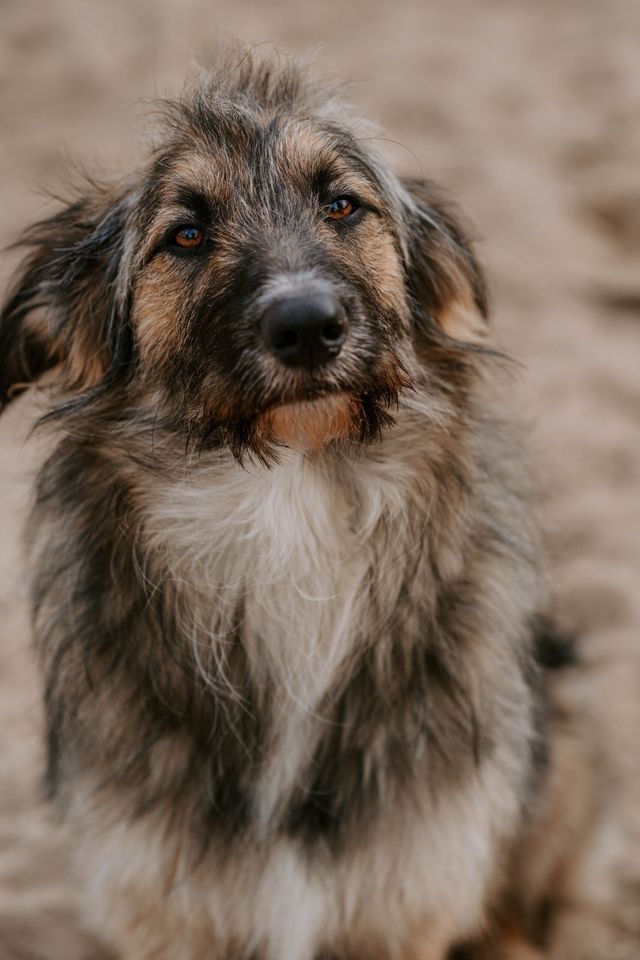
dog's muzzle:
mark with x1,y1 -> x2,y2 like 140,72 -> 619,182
259,291 -> 348,370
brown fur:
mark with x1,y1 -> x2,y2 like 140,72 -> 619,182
263,395 -> 359,449
1,46 -> 639,960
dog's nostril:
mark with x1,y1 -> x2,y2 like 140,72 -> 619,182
273,329 -> 299,350
321,321 -> 346,344
260,292 -> 348,370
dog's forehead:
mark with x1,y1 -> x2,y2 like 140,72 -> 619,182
155,110 -> 380,210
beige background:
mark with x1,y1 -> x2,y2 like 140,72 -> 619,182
0,1 -> 639,956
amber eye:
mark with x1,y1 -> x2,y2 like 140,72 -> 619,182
326,197 -> 357,221
171,225 -> 205,249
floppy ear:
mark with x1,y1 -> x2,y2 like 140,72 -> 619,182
0,185 -> 134,412
401,177 -> 489,343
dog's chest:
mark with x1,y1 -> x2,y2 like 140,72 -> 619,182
148,450 -> 415,821
154,453 -> 371,672
83,440 -> 534,958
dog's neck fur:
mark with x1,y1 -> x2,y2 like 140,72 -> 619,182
140,390 -> 518,831
145,391 -> 463,698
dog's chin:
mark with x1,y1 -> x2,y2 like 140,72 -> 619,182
259,394 -> 360,452
196,381 -> 402,462
257,384 -> 403,455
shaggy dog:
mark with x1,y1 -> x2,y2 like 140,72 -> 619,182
1,48 -> 638,960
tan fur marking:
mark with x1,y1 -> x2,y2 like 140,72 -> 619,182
133,264 -> 184,367
437,293 -> 487,342
262,394 -> 358,450
18,306 -> 109,393
63,324 -> 109,389
277,124 -> 379,207
367,225 -> 408,317
164,151 -> 234,207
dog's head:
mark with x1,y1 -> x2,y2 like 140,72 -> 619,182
0,49 -> 488,459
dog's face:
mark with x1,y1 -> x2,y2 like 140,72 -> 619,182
131,101 -> 415,454
0,52 -> 488,459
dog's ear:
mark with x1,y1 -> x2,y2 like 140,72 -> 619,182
0,185 -> 134,412
401,177 -> 488,343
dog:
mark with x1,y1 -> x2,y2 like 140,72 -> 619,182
1,47 -> 639,960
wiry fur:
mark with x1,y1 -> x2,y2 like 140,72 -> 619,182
2,46 -> 638,960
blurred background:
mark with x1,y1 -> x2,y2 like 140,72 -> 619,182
0,0 -> 638,956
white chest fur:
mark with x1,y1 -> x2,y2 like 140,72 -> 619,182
119,417 -> 533,958
145,442 -> 424,827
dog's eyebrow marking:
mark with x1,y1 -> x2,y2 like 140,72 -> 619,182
171,186 -> 215,224
304,156 -> 382,211
141,187 -> 218,263
314,153 -> 371,185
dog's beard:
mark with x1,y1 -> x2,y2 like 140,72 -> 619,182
194,386 -> 401,464
261,389 -> 403,453
261,395 -> 359,452
183,340 -> 413,464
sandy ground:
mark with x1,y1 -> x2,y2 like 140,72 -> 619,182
0,0 -> 638,956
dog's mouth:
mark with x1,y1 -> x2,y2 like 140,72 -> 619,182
254,373 -> 408,455
191,348 -> 412,460
256,348 -> 414,450
194,384 -> 402,461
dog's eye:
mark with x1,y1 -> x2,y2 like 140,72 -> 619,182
171,225 -> 205,249
326,197 -> 358,221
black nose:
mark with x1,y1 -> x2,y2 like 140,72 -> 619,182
259,293 -> 348,369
